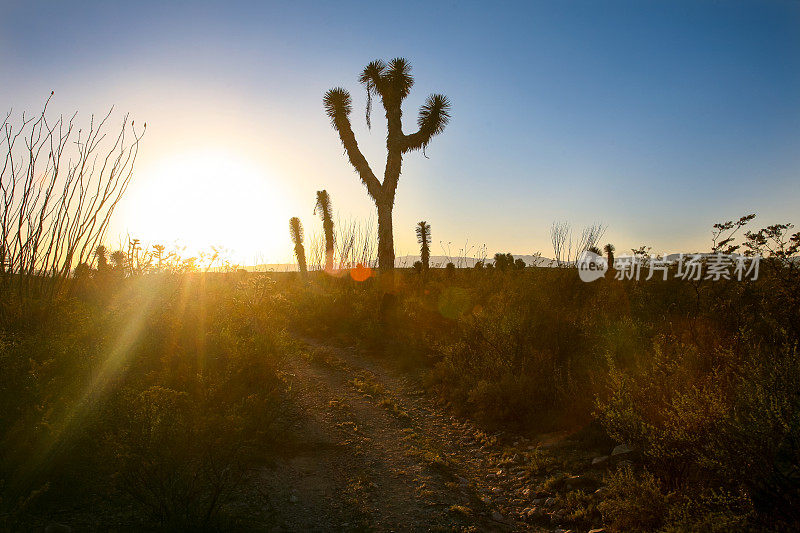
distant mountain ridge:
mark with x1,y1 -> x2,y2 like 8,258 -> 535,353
394,254 -> 558,268
239,254 -> 558,272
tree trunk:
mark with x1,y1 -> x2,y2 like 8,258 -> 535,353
377,202 -> 395,272
324,231 -> 334,272
295,244 -> 307,275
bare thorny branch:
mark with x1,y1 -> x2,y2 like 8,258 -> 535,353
550,221 -> 606,267
1,95 -> 145,300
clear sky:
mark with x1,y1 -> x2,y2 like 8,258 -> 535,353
2,0 -> 799,264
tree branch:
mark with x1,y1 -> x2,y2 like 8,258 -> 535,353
324,88 -> 382,200
401,94 -> 451,153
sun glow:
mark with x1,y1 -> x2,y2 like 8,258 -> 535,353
118,149 -> 291,265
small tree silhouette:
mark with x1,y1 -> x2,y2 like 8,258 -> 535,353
110,250 -> 126,277
493,253 -> 515,271
73,262 -> 92,279
604,243 -> 615,266
95,245 -> 109,272
323,58 -> 451,272
493,253 -> 505,270
514,258 -> 526,270
314,190 -> 335,271
289,217 -> 307,275
416,221 -> 431,270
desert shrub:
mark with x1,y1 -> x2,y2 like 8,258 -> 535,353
700,344 -> 800,527
595,339 -> 730,481
0,273 -> 289,529
104,380 -> 281,528
596,336 -> 800,528
280,218 -> 800,529
98,275 -> 287,527
288,274 -> 382,341
598,464 -> 753,532
590,220 -> 800,530
555,489 -> 599,526
597,465 -> 672,532
661,489 -> 753,533
426,269 -> 610,429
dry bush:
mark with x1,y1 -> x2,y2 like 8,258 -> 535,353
0,274 -> 289,529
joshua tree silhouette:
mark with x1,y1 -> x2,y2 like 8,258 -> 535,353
289,217 -> 307,275
314,190 -> 335,271
416,221 -> 431,270
604,243 -> 615,266
323,58 -> 451,272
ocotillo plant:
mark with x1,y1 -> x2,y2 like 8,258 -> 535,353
289,217 -> 307,275
415,221 -> 431,270
314,190 -> 335,271
323,58 -> 451,272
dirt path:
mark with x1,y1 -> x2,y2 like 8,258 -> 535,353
262,338 -> 578,532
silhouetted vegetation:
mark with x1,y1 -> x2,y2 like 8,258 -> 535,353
551,221 -> 607,266
0,265 -> 292,529
3,99 -> 798,532
323,58 -> 450,271
285,215 -> 800,532
604,243 -> 615,265
3,144 -> 798,532
289,217 -> 307,275
315,190 -> 335,271
492,252 -> 518,271
0,96 -> 144,305
416,221 -> 431,271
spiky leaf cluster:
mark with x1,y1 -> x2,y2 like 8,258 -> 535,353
289,217 -> 304,245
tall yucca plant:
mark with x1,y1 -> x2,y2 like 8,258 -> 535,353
604,243 -> 615,266
323,58 -> 451,272
416,221 -> 431,270
314,190 -> 335,271
289,217 -> 307,275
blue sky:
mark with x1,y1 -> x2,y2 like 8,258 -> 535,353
2,0 -> 799,263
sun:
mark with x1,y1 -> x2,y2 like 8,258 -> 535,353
118,149 -> 291,265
